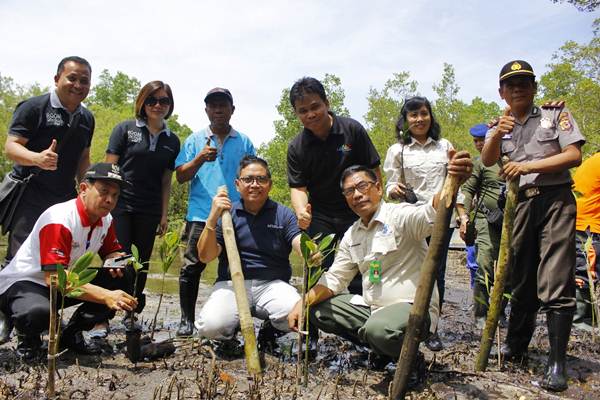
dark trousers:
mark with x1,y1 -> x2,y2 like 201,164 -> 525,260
112,210 -> 161,312
426,227 -> 453,311
0,270 -> 128,338
178,221 -> 207,320
5,198 -> 52,265
308,211 -> 361,294
510,186 -> 576,315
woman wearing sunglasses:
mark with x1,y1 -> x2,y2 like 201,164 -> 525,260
383,96 -> 467,352
101,81 -> 181,324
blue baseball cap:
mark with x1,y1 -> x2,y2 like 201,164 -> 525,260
469,124 -> 488,138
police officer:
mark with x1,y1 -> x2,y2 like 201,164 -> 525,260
460,123 -> 505,329
481,60 -> 585,392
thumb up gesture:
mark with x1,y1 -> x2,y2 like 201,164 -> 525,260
37,139 -> 58,170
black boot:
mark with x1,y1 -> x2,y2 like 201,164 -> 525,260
16,334 -> 43,363
501,309 -> 536,361
0,310 -> 13,344
176,276 -> 199,337
541,312 -> 572,392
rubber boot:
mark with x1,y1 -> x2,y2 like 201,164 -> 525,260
501,309 -> 537,360
541,312 -> 572,392
16,334 -> 43,363
0,310 -> 13,344
176,276 -> 199,337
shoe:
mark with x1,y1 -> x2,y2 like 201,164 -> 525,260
88,321 -> 109,339
407,351 -> 426,389
257,319 -> 285,355
211,338 -> 244,359
368,352 -> 394,371
424,332 -> 443,352
540,312 -> 572,392
60,331 -> 102,355
0,310 -> 12,344
176,319 -> 194,337
502,310 -> 537,361
16,334 -> 43,363
176,277 -> 199,337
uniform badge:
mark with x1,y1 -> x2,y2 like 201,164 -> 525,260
511,62 -> 522,71
369,260 -> 382,284
540,117 -> 553,129
558,112 -> 572,132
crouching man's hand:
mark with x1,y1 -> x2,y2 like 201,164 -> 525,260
105,290 -> 138,312
287,299 -> 303,332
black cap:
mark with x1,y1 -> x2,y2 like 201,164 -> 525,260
499,60 -> 535,83
84,163 -> 131,188
204,87 -> 233,104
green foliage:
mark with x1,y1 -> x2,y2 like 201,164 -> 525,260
549,0 -> 599,12
259,74 -> 350,206
87,70 -> 141,108
55,252 -> 98,298
158,231 -> 180,274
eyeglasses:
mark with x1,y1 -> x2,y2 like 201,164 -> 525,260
145,96 -> 171,107
238,175 -> 270,185
341,181 -> 375,197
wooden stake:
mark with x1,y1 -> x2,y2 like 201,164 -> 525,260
47,274 -> 58,398
218,186 -> 262,376
391,175 -> 461,399
475,176 -> 519,371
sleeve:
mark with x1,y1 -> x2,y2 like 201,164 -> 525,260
383,145 -> 401,197
356,124 -> 380,167
556,107 -> 585,149
246,137 -> 256,156
106,122 -> 127,155
98,221 -> 122,258
317,233 -> 359,294
168,135 -> 181,171
401,202 -> 436,241
39,223 -> 73,271
282,206 -> 302,245
8,98 -> 40,140
86,113 -> 95,147
174,134 -> 198,169
287,141 -> 308,188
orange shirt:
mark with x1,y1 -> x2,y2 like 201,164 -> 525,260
573,153 -> 600,233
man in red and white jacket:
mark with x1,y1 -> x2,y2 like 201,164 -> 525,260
0,163 -> 137,361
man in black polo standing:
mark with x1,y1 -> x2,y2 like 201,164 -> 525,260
287,77 -> 381,294
3,56 -> 94,265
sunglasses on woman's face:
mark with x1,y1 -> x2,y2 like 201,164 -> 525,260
145,96 -> 171,107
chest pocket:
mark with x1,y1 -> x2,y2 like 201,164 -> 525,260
524,127 -> 560,159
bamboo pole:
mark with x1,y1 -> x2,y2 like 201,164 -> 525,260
475,173 -> 519,371
391,175 -> 461,399
218,186 -> 262,376
47,274 -> 58,398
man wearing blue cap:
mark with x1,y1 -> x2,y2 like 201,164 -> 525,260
460,123 -> 506,329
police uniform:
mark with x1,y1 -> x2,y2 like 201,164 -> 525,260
462,124 -> 505,321
485,60 -> 585,392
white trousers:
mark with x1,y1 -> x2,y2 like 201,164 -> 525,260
195,279 -> 300,340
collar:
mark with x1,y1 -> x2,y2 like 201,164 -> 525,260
136,119 -> 170,136
234,198 -> 276,215
406,136 -> 436,148
512,105 -> 541,125
357,201 -> 386,230
75,196 -> 103,228
50,90 -> 82,115
207,125 -> 237,138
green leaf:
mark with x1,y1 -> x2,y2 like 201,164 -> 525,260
308,268 -> 324,288
71,252 -> 95,275
57,265 -> 67,292
131,244 -> 140,260
312,233 -> 322,241
77,269 -> 98,287
67,289 -> 84,298
317,234 -> 336,252
300,232 -> 311,262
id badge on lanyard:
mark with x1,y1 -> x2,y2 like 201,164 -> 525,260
369,260 -> 382,284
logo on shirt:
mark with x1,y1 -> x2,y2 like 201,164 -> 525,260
377,223 -> 393,236
127,130 -> 143,143
50,248 -> 65,258
46,112 -> 64,127
337,144 -> 352,153
267,224 -> 284,229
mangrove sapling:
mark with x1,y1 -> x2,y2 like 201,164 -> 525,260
150,231 -> 181,341
48,252 -> 98,398
296,232 -> 335,387
125,245 -> 145,362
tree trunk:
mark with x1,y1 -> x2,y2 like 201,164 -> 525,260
391,175 -> 461,399
47,274 -> 58,398
475,178 -> 519,371
219,186 -> 261,376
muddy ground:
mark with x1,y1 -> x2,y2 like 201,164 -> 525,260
1,251 -> 599,400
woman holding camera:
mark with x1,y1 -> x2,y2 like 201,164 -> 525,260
383,96 -> 466,351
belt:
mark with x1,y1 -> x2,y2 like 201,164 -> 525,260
517,184 -> 570,202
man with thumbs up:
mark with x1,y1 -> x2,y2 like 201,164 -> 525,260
3,56 -> 94,265
481,60 -> 585,392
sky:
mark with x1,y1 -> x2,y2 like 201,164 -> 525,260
0,0 -> 597,146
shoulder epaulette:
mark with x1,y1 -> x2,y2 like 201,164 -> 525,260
541,100 -> 565,110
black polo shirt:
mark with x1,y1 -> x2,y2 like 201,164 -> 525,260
9,92 -> 94,206
287,113 -> 380,218
215,199 -> 301,283
106,120 -> 180,216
